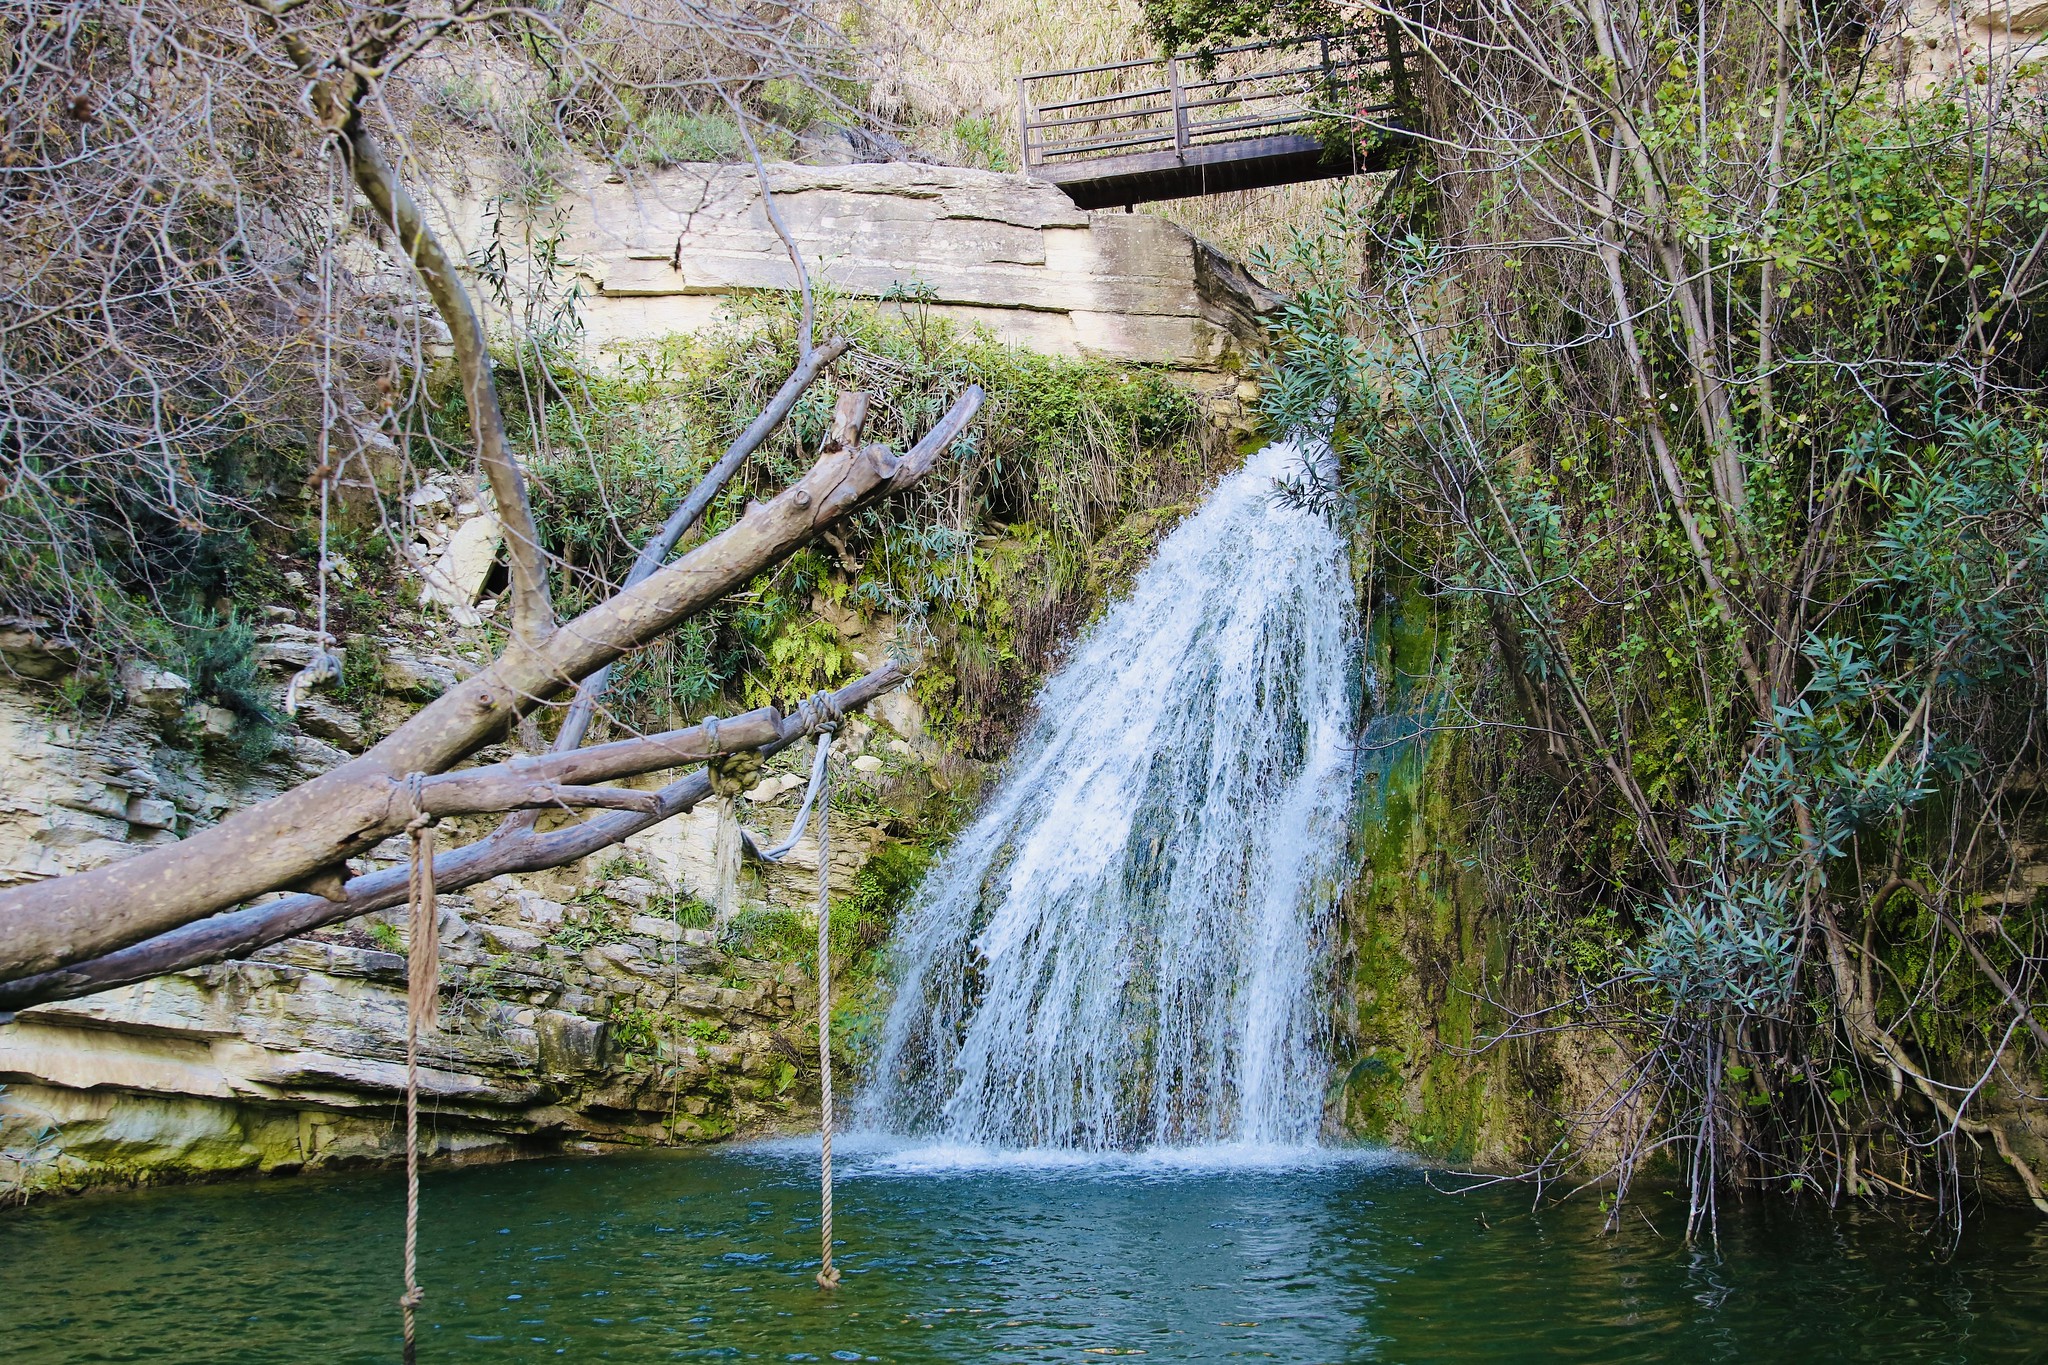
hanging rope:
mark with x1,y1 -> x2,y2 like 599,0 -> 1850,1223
810,727 -> 840,1291
738,692 -> 844,867
400,773 -> 438,1363
288,146 -> 344,719
720,692 -> 847,1287
285,478 -> 344,716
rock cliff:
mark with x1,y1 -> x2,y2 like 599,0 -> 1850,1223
544,161 -> 1280,373
0,603 -> 951,1199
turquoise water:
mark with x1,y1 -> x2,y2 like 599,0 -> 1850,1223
5,1140 -> 2046,1363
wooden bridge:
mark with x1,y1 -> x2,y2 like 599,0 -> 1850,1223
1017,27 -> 1417,211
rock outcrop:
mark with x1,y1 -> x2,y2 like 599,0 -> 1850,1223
0,608 -> 948,1200
1884,0 -> 2048,97
1,899 -> 811,1198
550,162 -> 1280,373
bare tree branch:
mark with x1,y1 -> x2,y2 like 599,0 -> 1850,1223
0,662 -> 909,1015
547,340 -> 854,759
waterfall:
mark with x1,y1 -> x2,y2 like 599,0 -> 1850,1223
863,438 -> 1357,1151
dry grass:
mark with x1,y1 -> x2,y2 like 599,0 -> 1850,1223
854,0 -> 1155,123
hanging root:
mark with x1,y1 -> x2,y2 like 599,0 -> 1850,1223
1822,909 -> 2048,1215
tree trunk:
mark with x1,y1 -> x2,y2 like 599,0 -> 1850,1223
0,393 -> 980,981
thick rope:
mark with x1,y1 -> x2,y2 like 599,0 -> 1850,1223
401,773 -> 437,1363
701,692 -> 849,1284
812,731 -> 840,1291
740,692 -> 846,866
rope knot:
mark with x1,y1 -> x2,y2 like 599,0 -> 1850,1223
702,717 -> 766,798
401,772 -> 436,833
283,648 -> 343,718
796,690 -> 843,736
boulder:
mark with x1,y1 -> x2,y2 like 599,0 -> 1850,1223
119,662 -> 191,719
292,696 -> 367,751
481,923 -> 545,955
514,890 -> 567,927
0,618 -> 80,681
378,650 -> 461,699
536,1011 -> 607,1077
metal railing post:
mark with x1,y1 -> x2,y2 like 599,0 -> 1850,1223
1168,55 -> 1187,161
1016,76 -> 1033,176
1318,32 -> 1334,135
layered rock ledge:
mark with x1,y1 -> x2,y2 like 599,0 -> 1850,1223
551,162 -> 1279,372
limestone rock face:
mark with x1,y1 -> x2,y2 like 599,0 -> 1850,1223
0,606 -> 954,1200
1883,0 -> 2048,97
0,686 -> 290,887
0,927 -> 814,1198
548,162 -> 1280,372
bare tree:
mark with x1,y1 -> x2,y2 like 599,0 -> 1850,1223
0,0 -> 981,1004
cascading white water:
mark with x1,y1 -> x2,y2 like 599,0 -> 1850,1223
863,437 -> 1357,1151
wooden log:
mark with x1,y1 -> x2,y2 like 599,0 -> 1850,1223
0,662 -> 908,1015
412,706 -> 782,816
0,390 -> 981,981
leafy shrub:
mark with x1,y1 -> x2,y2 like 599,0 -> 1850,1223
620,108 -> 746,166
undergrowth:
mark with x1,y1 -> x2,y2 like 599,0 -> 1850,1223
470,294 -> 1220,754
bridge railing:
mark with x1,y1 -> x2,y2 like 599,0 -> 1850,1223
1017,26 -> 1414,173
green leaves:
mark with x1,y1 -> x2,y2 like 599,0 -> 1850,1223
1634,871 -> 1798,1012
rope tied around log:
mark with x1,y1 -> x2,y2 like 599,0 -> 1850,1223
739,692 -> 845,867
703,715 -> 765,799
399,772 -> 438,1363
794,689 -> 845,736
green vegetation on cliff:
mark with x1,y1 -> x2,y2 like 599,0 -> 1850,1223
1177,0 -> 2048,1221
472,295 -> 1222,754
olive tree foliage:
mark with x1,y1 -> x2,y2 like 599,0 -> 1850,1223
0,0 -> 988,1005
1185,0 -> 2048,1228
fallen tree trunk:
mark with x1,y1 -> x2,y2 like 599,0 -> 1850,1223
544,353 -> 857,761
0,663 -> 907,1016
0,389 -> 982,982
